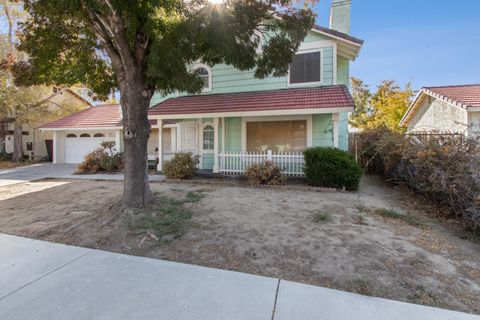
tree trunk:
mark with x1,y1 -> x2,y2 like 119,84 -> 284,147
121,82 -> 152,210
12,121 -> 23,162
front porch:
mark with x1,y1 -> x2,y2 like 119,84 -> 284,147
148,85 -> 354,175
152,113 -> 344,176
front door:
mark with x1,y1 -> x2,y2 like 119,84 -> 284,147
180,124 -> 198,154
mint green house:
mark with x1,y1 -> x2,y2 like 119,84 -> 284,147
148,0 -> 363,174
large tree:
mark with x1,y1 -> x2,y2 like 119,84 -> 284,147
14,0 -> 314,209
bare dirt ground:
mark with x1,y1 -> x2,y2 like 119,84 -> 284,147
0,176 -> 479,315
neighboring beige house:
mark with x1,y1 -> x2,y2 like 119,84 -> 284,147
2,88 -> 91,161
400,84 -> 480,136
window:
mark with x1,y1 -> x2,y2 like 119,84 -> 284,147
289,51 -> 321,84
247,120 -> 307,152
203,125 -> 214,150
80,133 -> 91,137
194,66 -> 211,91
66,134 -> 77,138
93,133 -> 105,137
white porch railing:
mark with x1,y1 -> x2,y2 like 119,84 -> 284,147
219,150 -> 304,176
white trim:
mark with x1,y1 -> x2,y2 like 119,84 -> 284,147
298,40 -> 335,51
332,113 -> 339,148
332,41 -> 338,85
40,126 -> 122,131
163,123 -> 177,128
310,27 -> 362,48
157,120 -> 163,171
149,107 -> 353,120
191,63 -> 212,93
213,118 -> 219,173
287,48 -> 324,87
241,115 -> 313,152
221,117 -> 225,153
200,122 -> 215,154
52,131 -> 58,164
468,107 -> 480,112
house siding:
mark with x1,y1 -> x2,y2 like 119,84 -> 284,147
408,96 -> 468,134
202,153 -> 214,169
225,117 -> 242,152
312,114 -> 333,147
150,30 -> 336,106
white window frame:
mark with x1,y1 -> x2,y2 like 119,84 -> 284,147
201,122 -> 215,154
192,64 -> 212,93
287,48 -> 324,87
241,115 -> 313,152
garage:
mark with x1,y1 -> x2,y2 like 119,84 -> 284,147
64,132 -> 110,164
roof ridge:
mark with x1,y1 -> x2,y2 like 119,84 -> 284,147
424,84 -> 480,89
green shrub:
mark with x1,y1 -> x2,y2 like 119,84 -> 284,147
245,161 -> 286,186
303,147 -> 363,190
0,152 -> 12,161
162,152 -> 200,179
77,141 -> 123,174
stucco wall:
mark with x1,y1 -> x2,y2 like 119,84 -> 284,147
407,96 -> 468,134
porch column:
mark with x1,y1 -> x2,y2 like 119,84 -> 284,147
114,130 -> 121,153
332,113 -> 339,148
213,117 -> 219,173
157,120 -> 163,172
52,131 -> 58,164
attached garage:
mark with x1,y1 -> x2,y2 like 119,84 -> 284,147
64,132 -> 111,164
38,105 -> 124,164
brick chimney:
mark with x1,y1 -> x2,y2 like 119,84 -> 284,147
329,0 -> 351,34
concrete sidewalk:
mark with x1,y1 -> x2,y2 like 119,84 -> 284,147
0,163 -> 77,187
0,234 -> 478,320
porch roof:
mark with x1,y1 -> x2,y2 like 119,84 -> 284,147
149,85 -> 355,118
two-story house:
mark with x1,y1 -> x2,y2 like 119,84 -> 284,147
41,0 -> 363,175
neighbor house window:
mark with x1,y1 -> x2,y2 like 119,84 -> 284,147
247,120 -> 307,152
289,51 -> 321,84
80,133 -> 91,137
194,67 -> 211,91
203,125 -> 214,150
93,133 -> 105,137
66,134 -> 77,138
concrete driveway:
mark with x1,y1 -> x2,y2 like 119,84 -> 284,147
0,234 -> 478,320
0,163 -> 77,187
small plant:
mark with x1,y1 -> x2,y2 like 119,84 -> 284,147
312,211 -> 331,223
125,191 -> 206,242
303,147 -> 363,190
245,161 -> 286,186
373,208 -> 424,227
162,152 -> 200,179
77,141 -> 123,174
351,279 -> 376,297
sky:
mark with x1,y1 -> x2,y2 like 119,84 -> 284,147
315,0 -> 480,90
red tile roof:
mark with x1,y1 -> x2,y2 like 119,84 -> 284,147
423,84 -> 480,108
149,85 -> 354,116
40,104 -> 122,129
40,104 -> 159,129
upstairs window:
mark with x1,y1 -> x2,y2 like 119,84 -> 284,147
289,51 -> 321,85
194,66 -> 211,92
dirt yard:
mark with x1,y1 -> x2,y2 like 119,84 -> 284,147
0,177 -> 479,315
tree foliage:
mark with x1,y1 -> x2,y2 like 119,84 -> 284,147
349,79 -> 414,133
15,0 -> 315,97
14,0 -> 316,208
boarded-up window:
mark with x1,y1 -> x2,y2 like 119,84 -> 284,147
289,51 -> 321,84
246,120 -> 307,152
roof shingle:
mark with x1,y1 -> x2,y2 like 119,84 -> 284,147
423,84 -> 480,108
149,85 -> 354,116
40,104 -> 122,129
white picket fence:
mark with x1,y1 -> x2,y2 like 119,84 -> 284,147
219,150 -> 304,176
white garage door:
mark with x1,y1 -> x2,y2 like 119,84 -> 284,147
64,133 -> 108,164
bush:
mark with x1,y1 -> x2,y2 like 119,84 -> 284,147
0,152 -> 12,161
162,152 -> 200,179
303,147 -> 363,190
356,128 -> 480,233
77,141 -> 123,174
245,161 -> 286,186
